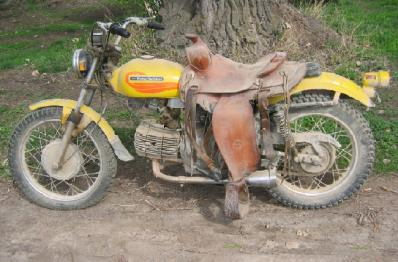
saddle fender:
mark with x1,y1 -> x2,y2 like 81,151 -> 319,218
268,72 -> 374,107
29,99 -> 134,162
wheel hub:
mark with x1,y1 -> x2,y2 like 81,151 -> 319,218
298,143 -> 336,175
41,139 -> 82,180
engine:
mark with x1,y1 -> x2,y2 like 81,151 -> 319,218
134,120 -> 181,161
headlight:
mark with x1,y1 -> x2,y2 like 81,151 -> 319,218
72,49 -> 92,78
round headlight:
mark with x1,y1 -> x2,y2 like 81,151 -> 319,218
72,49 -> 92,78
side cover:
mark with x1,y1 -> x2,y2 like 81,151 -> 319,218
109,57 -> 183,98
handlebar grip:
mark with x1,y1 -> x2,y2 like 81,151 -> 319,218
109,23 -> 131,38
147,21 -> 165,30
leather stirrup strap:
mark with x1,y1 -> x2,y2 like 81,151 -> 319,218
185,87 -> 220,176
258,88 -> 277,162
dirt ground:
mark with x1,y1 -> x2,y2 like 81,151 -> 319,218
0,164 -> 397,261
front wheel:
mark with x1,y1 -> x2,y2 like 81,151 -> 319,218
8,107 -> 117,209
269,93 -> 375,209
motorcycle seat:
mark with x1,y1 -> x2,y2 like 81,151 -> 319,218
184,34 -> 306,95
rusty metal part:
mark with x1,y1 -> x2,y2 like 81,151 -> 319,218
291,132 -> 339,176
294,144 -> 336,175
134,121 -> 181,161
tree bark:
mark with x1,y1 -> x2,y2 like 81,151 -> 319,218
158,0 -> 283,63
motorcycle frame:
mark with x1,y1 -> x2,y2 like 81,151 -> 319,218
28,16 -> 378,181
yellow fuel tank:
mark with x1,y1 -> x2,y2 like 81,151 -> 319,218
109,56 -> 183,98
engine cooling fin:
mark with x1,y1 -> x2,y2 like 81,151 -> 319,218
134,120 -> 181,161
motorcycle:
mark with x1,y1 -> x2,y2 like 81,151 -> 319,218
8,17 -> 390,218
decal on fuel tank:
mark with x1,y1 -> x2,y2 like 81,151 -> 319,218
125,72 -> 177,94
130,76 -> 164,81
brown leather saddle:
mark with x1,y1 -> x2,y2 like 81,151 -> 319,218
180,34 -> 307,104
179,34 -> 306,219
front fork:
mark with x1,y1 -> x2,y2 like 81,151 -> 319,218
52,58 -> 98,170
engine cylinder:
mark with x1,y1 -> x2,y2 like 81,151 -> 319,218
134,121 -> 181,161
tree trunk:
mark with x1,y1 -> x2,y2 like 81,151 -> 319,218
158,0 -> 283,63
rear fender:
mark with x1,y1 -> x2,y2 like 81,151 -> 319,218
29,99 -> 134,161
268,72 -> 374,107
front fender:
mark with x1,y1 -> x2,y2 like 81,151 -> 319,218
29,99 -> 134,162
268,72 -> 374,107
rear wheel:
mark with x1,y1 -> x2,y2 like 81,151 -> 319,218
269,93 -> 375,209
8,107 -> 117,209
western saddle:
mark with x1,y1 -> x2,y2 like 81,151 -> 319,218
179,34 -> 307,219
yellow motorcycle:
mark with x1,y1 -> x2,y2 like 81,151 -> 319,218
8,17 -> 389,214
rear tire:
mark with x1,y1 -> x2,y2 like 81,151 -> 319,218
269,93 -> 375,209
8,107 -> 117,210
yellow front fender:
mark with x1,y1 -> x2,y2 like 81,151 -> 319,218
29,99 -> 134,161
268,72 -> 374,107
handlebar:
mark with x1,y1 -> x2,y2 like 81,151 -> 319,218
109,23 -> 131,38
95,17 -> 165,46
147,21 -> 165,30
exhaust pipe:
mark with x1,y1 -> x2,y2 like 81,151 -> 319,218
245,168 -> 277,188
152,160 -> 277,188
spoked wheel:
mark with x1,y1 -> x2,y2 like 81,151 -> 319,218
269,93 -> 375,209
8,107 -> 117,209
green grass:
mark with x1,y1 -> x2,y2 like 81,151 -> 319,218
324,0 -> 398,61
364,110 -> 398,173
0,20 -> 89,72
0,36 -> 86,72
0,105 -> 29,177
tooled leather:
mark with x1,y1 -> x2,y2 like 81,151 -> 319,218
181,35 -> 307,101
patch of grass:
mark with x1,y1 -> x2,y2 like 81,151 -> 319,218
363,110 -> 398,173
324,0 -> 398,61
0,105 -> 29,178
0,36 -> 86,72
114,127 -> 136,153
223,243 -> 241,249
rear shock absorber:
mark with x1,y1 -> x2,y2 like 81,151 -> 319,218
273,104 -> 292,140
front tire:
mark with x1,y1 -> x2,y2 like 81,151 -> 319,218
269,93 -> 375,209
8,107 -> 117,210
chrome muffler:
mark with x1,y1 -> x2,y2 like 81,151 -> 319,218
245,168 -> 277,188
